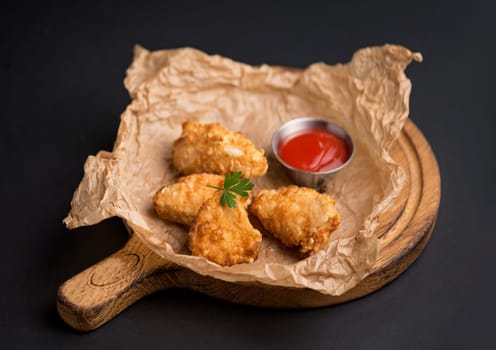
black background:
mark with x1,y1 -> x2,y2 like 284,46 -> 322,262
2,0 -> 495,348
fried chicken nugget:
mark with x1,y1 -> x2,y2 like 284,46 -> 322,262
250,185 -> 340,256
189,193 -> 262,266
172,121 -> 268,177
153,173 -> 224,226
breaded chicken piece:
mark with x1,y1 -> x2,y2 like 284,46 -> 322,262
189,193 -> 262,266
153,173 -> 224,226
172,121 -> 268,177
250,185 -> 340,256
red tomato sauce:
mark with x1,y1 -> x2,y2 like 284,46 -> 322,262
278,129 -> 349,172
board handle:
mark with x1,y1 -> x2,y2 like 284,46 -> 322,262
57,234 -> 179,331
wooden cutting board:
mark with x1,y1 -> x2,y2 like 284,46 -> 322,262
57,120 -> 441,331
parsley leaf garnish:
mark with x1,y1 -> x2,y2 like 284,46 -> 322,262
207,171 -> 254,208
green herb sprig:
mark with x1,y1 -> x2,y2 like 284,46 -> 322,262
207,171 -> 254,208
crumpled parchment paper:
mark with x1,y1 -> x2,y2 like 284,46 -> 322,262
64,44 -> 421,296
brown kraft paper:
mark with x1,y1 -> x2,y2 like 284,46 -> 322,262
64,44 -> 422,296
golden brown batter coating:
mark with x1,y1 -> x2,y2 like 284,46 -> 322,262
250,185 -> 340,256
172,121 -> 268,177
153,173 -> 224,226
189,193 -> 262,266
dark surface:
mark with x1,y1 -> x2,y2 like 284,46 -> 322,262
1,0 -> 495,348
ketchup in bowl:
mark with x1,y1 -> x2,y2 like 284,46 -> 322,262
272,118 -> 354,188
278,129 -> 349,172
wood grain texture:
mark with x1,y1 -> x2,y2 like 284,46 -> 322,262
57,120 -> 441,331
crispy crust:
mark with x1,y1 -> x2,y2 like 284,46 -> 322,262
189,193 -> 262,266
250,185 -> 340,256
172,121 -> 268,177
153,173 -> 224,226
